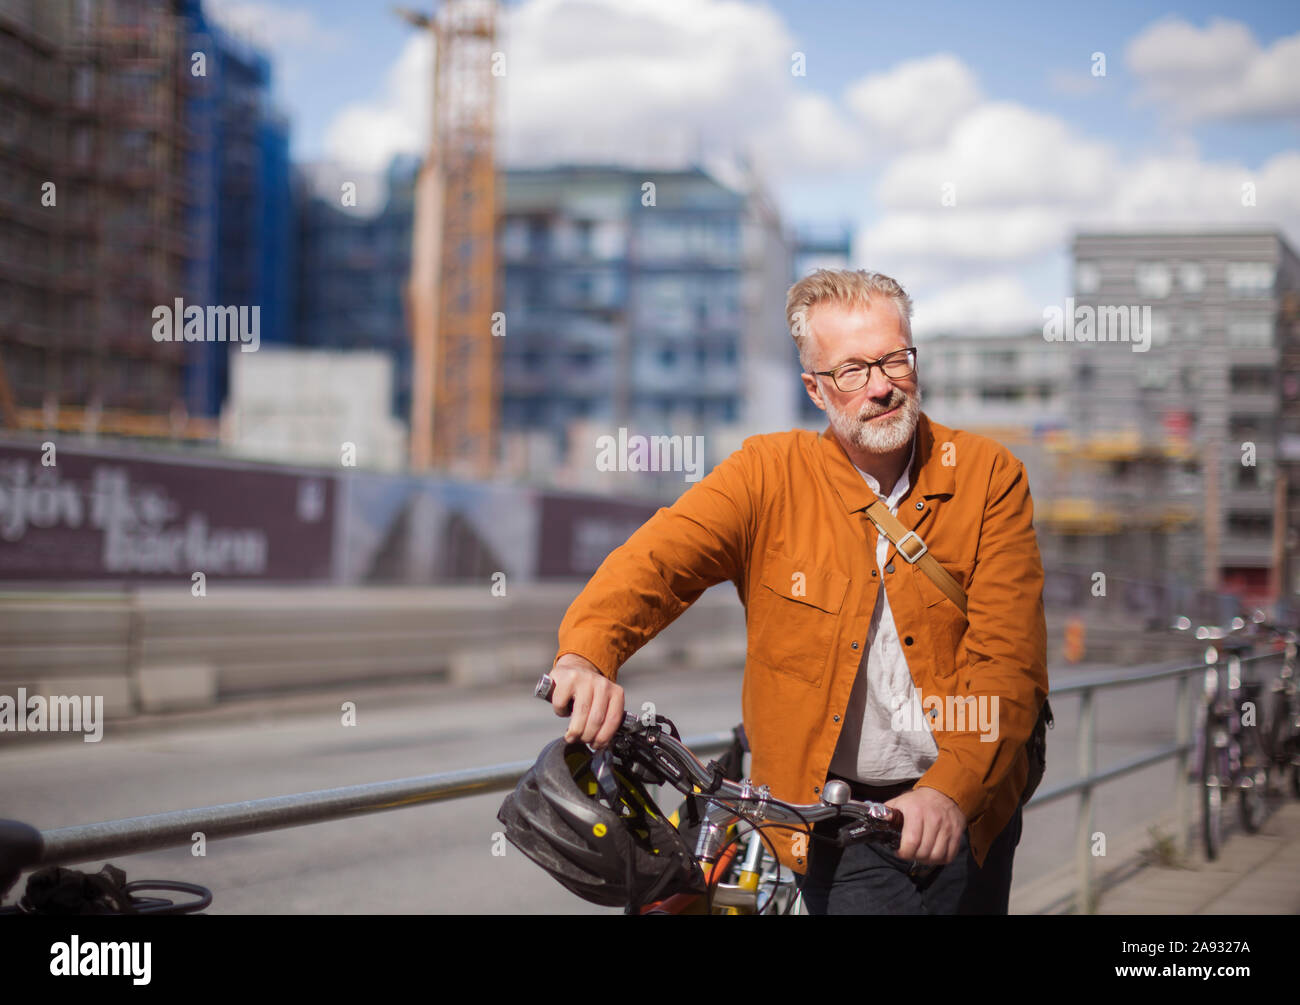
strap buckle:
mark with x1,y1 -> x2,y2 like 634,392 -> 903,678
896,530 -> 928,563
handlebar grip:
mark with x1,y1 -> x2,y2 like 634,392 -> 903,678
535,673 -> 575,717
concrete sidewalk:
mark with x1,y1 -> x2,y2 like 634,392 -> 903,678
1012,797 -> 1300,915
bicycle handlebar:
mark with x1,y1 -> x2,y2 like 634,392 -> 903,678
534,673 -> 904,851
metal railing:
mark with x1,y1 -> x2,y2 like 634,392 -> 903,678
0,729 -> 735,904
0,650 -> 1285,914
1028,649 -> 1279,914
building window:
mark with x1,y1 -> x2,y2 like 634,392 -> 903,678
1135,263 -> 1172,299
1226,262 -> 1274,296
1230,367 -> 1274,393
981,350 -> 1017,371
72,126 -> 91,165
1178,262 -> 1204,296
1075,261 -> 1100,294
1149,309 -> 1171,346
1226,513 -> 1270,536
1138,361 -> 1169,388
1227,318 -> 1272,348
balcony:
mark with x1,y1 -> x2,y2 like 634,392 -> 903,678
1218,533 -> 1274,564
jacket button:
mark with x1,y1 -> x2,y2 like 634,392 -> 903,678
851,641 -> 859,650
904,636 -> 913,645
833,714 -> 840,722
871,569 -> 877,577
885,563 -> 895,573
813,785 -> 820,794
916,501 -> 924,510
796,858 -> 804,865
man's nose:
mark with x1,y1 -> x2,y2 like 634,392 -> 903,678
864,366 -> 896,400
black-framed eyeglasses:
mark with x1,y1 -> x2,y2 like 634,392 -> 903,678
810,348 -> 917,393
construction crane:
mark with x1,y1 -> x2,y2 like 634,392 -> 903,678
394,1 -> 499,476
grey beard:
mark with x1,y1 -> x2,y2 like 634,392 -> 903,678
824,385 -> 922,454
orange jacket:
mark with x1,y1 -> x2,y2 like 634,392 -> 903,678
554,412 -> 1049,875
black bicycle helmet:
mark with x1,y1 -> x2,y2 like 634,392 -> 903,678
497,737 -> 705,910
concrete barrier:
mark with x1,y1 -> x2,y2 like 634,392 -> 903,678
0,585 -> 748,716
0,580 -> 1206,720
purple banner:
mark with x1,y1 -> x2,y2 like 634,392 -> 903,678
536,493 -> 657,578
0,442 -> 335,583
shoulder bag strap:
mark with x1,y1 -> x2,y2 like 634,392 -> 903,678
864,498 -> 967,616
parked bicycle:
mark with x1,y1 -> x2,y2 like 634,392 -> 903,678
498,673 -> 905,914
1172,615 -> 1269,860
1248,610 -> 1300,799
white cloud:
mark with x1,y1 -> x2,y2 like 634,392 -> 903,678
1126,16 -> 1300,122
203,0 -> 345,90
911,274 -> 1044,337
863,208 -> 1072,266
855,85 -> 1300,334
843,53 -> 981,151
320,0 -> 866,181
322,33 -> 432,173
500,0 -> 867,177
205,0 -> 344,53
315,3 -> 1300,339
875,103 -> 1116,210
1047,69 -> 1104,97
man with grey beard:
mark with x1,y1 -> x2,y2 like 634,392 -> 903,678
546,268 -> 1047,915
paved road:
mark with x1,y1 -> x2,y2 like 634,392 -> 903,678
0,660 -> 1209,913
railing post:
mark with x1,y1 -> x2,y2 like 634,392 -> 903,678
1174,670 -> 1191,855
1075,687 -> 1095,914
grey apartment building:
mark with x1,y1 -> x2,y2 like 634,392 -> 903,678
497,165 -> 794,494
911,329 -> 1067,526
1065,230 -> 1300,604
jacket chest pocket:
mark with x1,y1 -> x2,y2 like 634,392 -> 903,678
915,559 -> 973,679
746,549 -> 850,687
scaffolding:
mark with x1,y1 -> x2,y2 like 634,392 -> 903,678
400,0 -> 499,476
0,0 -> 201,438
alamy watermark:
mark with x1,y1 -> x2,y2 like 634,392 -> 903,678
1042,297 -> 1151,352
50,936 -> 150,984
891,692 -> 999,742
151,299 -> 260,352
595,428 -> 705,482
0,689 -> 104,742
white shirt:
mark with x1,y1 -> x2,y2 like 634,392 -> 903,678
828,436 -> 939,784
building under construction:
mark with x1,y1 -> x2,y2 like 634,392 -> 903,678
0,0 -> 198,436
0,0 -> 290,440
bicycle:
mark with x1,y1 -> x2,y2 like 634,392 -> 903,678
1248,610 -> 1300,799
527,673 -> 905,914
1173,615 -> 1270,860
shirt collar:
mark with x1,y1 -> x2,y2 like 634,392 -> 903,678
855,435 -> 917,506
816,410 -> 957,514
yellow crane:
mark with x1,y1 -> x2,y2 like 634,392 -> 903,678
395,1 -> 499,476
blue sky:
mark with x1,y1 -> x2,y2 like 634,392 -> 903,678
207,0 -> 1300,334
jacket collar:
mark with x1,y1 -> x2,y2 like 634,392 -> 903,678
817,409 -> 957,515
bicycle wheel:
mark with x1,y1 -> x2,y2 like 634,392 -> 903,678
1202,720 -> 1224,861
1238,723 -> 1268,833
